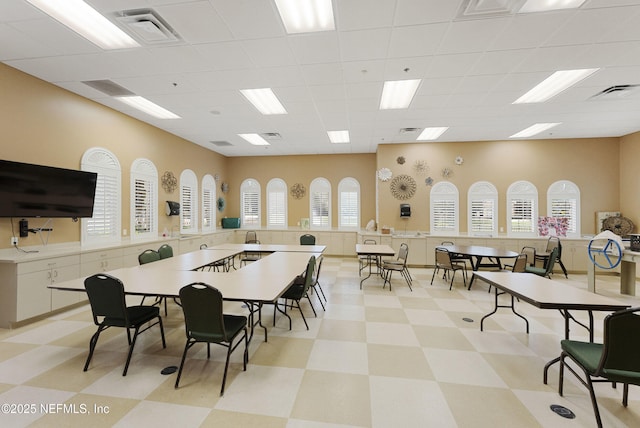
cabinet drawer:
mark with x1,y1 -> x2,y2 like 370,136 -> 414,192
80,248 -> 123,263
17,255 -> 80,275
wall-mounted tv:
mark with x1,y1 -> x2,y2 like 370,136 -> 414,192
0,160 -> 97,218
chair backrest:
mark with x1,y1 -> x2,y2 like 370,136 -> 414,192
84,274 -> 128,325
440,241 -> 455,246
300,234 -> 316,245
313,255 -> 323,284
363,239 -> 377,245
435,247 -> 454,269
521,246 -> 536,266
179,283 -> 227,342
245,231 -> 257,243
545,236 -> 560,253
200,243 -> 208,250
158,244 -> 173,259
511,254 -> 528,273
397,243 -> 409,265
301,256 -> 317,294
544,247 -> 559,275
138,249 -> 160,265
597,307 -> 640,376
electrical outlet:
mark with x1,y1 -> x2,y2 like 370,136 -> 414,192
11,237 -> 18,246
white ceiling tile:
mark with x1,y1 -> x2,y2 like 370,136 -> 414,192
387,24 -> 448,58
288,32 -> 341,64
154,1 -> 233,44
242,37 -> 296,67
336,0 -> 396,31
394,0 -> 461,26
209,0 -> 284,39
339,28 -> 392,61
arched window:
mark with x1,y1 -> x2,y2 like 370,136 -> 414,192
310,178 -> 331,229
468,181 -> 498,237
430,182 -> 459,235
507,180 -> 538,237
338,177 -> 360,230
241,178 -> 261,228
180,169 -> 198,234
266,178 -> 287,228
130,158 -> 158,241
202,174 -> 216,233
547,180 -> 580,238
81,147 -> 121,245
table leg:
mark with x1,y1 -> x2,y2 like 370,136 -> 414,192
621,259 -> 636,296
480,286 -> 529,333
359,255 -> 374,289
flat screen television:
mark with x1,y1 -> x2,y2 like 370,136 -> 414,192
0,160 -> 98,218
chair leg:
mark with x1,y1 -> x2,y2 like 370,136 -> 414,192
83,325 -> 106,372
175,339 -> 195,388
122,326 -> 142,376
430,267 -> 439,285
623,383 -> 629,407
221,343 -> 232,396
294,299 -> 309,330
305,294 -> 318,317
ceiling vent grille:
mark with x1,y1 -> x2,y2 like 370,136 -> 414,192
114,9 -> 181,45
590,85 -> 640,100
210,141 -> 233,147
456,0 -> 526,20
259,132 -> 282,140
82,80 -> 134,97
399,127 -> 421,134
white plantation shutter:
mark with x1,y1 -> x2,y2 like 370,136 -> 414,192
430,182 -> 459,234
267,179 -> 287,227
548,180 -> 580,236
131,158 -> 157,240
510,198 -> 534,232
180,169 -> 198,234
82,148 -> 121,245
507,181 -> 538,237
468,181 -> 498,236
241,179 -> 261,227
338,177 -> 360,229
202,174 -> 215,232
310,178 -> 331,229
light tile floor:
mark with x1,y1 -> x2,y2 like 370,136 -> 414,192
1,257 -> 640,427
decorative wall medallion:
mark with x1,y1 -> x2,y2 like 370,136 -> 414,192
221,182 -> 229,193
390,174 -> 417,200
290,183 -> 306,199
214,173 -> 220,182
217,197 -> 225,212
455,156 -> 464,166
441,167 -> 453,179
161,171 -> 177,193
377,167 -> 392,182
602,216 -> 634,236
396,156 -> 405,165
413,160 -> 428,175
425,177 -> 434,186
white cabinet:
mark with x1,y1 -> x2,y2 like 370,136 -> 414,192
80,248 -> 124,276
16,255 -> 80,320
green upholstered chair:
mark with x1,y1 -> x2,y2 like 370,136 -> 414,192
430,247 -> 466,290
138,249 -> 160,265
535,236 -> 568,277
559,307 -> 640,428
175,283 -> 248,396
525,247 -> 558,278
300,234 -> 316,245
240,231 -> 261,267
275,256 -> 317,330
158,244 -> 173,259
83,273 -> 166,376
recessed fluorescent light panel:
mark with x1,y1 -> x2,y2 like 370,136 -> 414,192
274,0 -> 335,34
26,0 -> 140,50
380,79 -> 421,110
417,127 -> 449,141
513,68 -> 598,104
239,133 -> 270,146
519,0 -> 586,14
327,130 -> 350,144
510,123 -> 561,138
240,88 -> 287,115
117,96 -> 180,119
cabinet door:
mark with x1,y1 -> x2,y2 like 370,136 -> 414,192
51,264 -> 82,310
16,270 -> 52,321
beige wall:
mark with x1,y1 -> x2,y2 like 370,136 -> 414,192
225,154 -> 377,227
0,63 -> 227,248
376,138 -> 620,234
1,61 -> 638,249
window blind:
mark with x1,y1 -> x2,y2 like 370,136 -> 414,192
432,200 -> 455,231
242,191 -> 260,226
551,198 -> 577,233
470,199 -> 494,233
511,198 -> 534,232
340,191 -> 358,227
133,178 -> 153,234
181,185 -> 194,230
268,190 -> 286,226
87,173 -> 119,238
311,192 -> 329,227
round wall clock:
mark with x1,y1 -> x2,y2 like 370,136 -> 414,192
390,174 -> 417,200
290,183 -> 306,199
377,167 -> 392,182
161,171 -> 177,193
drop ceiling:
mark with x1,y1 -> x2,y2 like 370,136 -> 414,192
2,0 -> 640,157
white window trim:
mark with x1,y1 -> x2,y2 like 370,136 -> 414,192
130,158 -> 158,241
338,177 -> 360,230
180,169 -> 198,235
266,178 -> 287,228
468,181 -> 498,237
430,181 -> 459,236
507,180 -> 538,238
310,177 -> 331,230
81,147 -> 121,246
240,178 -> 261,228
202,174 -> 216,233
547,180 -> 581,238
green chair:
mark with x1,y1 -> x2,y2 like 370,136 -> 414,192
558,307 -> 640,428
310,255 -> 327,310
158,244 -> 173,259
240,231 -> 261,267
275,256 -> 317,330
138,249 -> 160,265
175,283 -> 248,396
525,247 -> 558,278
300,234 -> 316,245
83,273 -> 166,376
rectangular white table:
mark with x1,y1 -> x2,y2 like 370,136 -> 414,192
356,244 -> 396,289
207,243 -> 326,253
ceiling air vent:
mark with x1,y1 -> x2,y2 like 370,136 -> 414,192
259,132 -> 282,140
456,0 -> 525,20
114,9 -> 181,44
210,141 -> 233,147
82,80 -> 134,97
399,128 -> 420,135
591,85 -> 640,100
